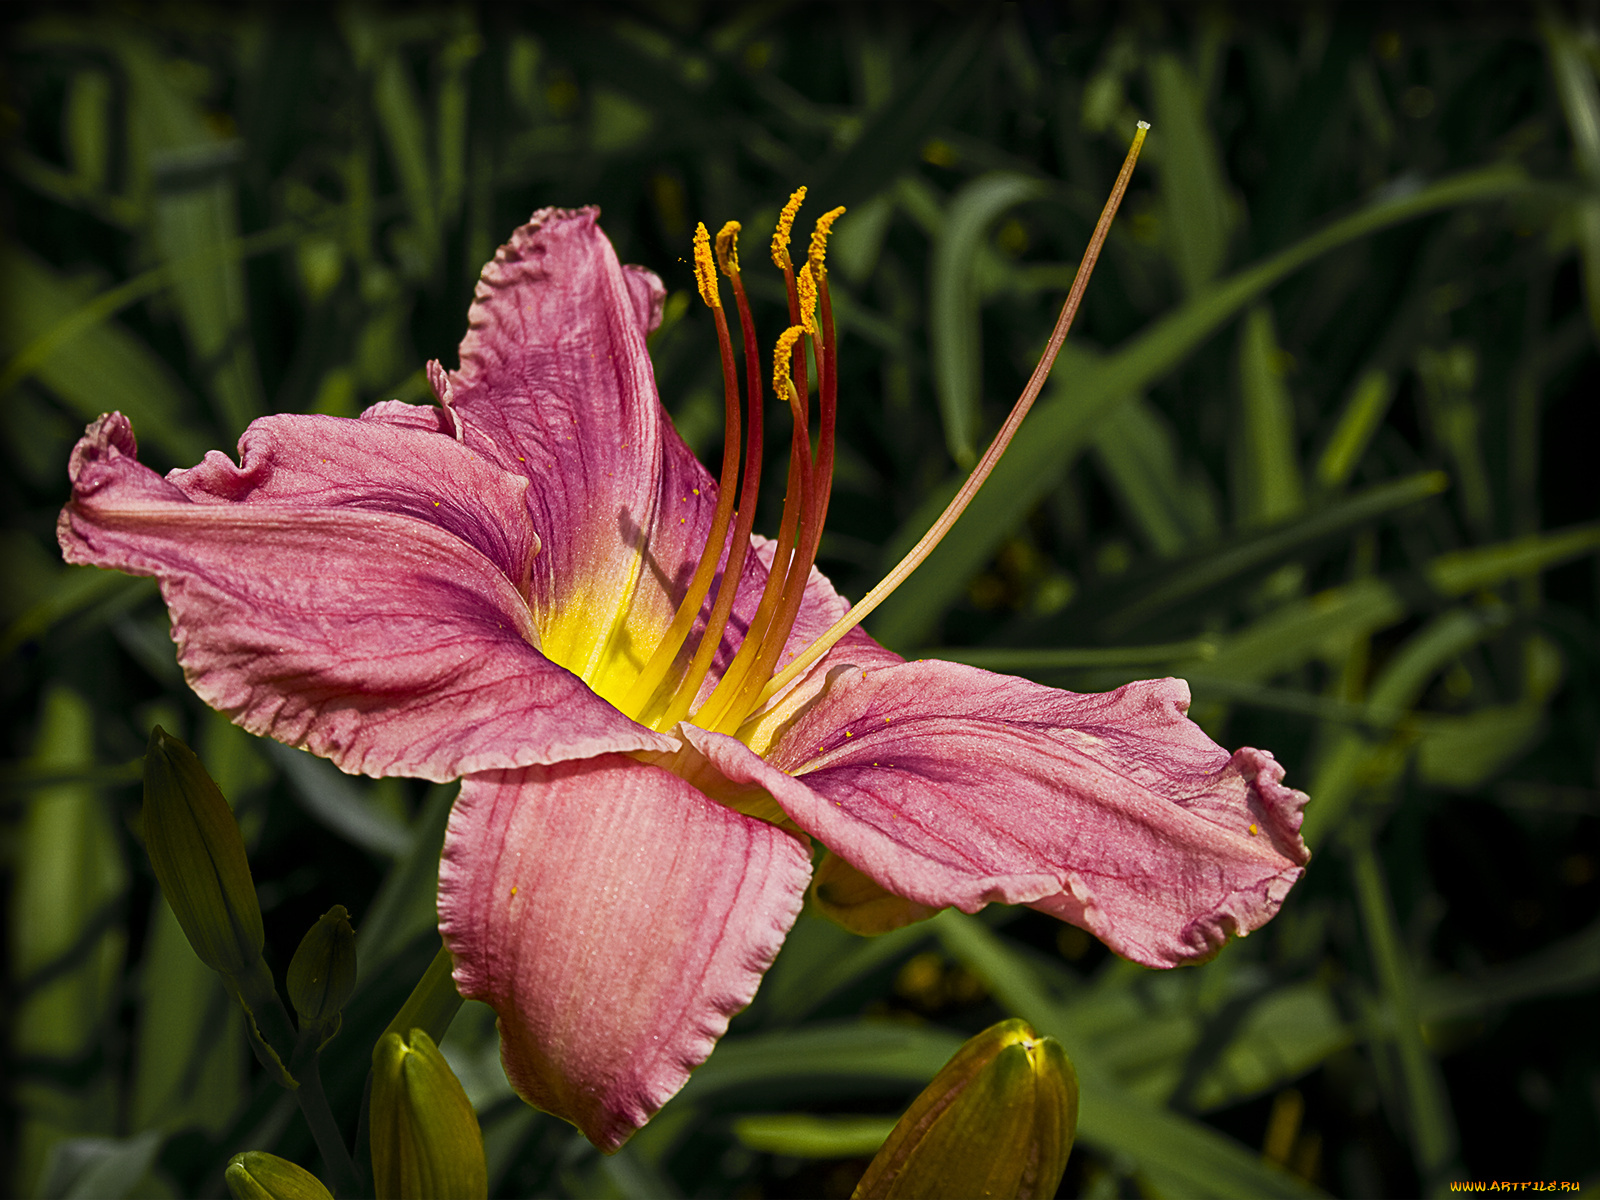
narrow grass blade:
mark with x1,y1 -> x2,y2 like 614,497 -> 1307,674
0,246 -> 208,464
1092,395 -> 1218,557
1096,471 -> 1446,640
1149,52 -> 1234,295
1235,304 -> 1306,528
1349,832 -> 1459,1184
1315,368 -> 1394,490
930,173 -> 1048,465
12,688 -> 128,1195
1543,14 -> 1600,341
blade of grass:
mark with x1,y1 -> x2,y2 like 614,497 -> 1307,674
1149,51 -> 1234,296
1235,304 -> 1306,529
930,172 -> 1049,466
12,688 -> 128,1196
1314,368 -> 1395,490
1542,13 -> 1600,341
1092,394 -> 1219,557
1348,828 -> 1459,1185
1097,471 -> 1447,640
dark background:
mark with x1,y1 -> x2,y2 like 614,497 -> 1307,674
4,3 -> 1598,1197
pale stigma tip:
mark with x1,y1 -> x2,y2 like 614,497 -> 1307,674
1137,119 -> 1151,130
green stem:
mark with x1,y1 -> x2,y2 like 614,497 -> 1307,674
1347,824 -> 1460,1185
382,942 -> 465,1046
290,1031 -> 361,1199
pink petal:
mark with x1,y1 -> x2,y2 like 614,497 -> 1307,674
59,413 -> 673,779
438,755 -> 812,1150
683,663 -> 1309,968
430,208 -> 725,668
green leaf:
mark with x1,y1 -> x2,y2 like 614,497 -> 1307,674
1415,345 -> 1493,537
1314,369 -> 1394,490
761,912 -> 931,1024
1235,304 -> 1306,528
1189,984 -> 1352,1112
261,742 -> 412,859
358,783 -> 457,974
1349,835 -> 1460,1181
1420,917 -> 1600,1022
435,20 -> 481,229
35,1132 -> 163,1200
930,172 -> 1049,466
13,688 -> 128,1195
1542,13 -> 1600,341
813,16 -> 996,209
1149,52 -> 1235,295
1096,471 -> 1445,642
1414,705 -> 1546,790
1426,520 -> 1600,595
349,13 -> 438,261
679,1023 -> 964,1103
129,896 -> 247,1135
1091,394 -> 1219,557
732,1114 -> 897,1158
0,246 -> 208,465
116,39 -> 264,438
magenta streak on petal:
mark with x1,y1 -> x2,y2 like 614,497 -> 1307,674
682,662 -> 1309,968
438,755 -> 812,1151
58,413 -> 673,779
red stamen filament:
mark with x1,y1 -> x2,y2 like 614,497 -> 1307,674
654,248 -> 772,730
620,227 -> 745,721
703,270 -> 837,734
691,319 -> 813,732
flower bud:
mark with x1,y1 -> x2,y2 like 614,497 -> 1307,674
224,1151 -> 333,1200
287,905 -> 357,1045
370,1028 -> 487,1200
853,1018 -> 1078,1200
141,726 -> 264,979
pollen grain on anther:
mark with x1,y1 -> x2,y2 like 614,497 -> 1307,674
771,187 -> 807,270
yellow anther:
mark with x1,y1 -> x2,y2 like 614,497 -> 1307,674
796,264 -> 818,336
772,325 -> 806,396
715,221 -> 742,276
693,222 -> 720,309
772,187 -> 807,270
807,205 -> 846,275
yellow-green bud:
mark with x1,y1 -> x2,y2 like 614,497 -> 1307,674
224,1151 -> 334,1200
370,1028 -> 487,1200
141,726 -> 264,979
853,1018 -> 1078,1200
287,905 -> 357,1044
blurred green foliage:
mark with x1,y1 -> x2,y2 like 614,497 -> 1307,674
4,3 -> 1599,1197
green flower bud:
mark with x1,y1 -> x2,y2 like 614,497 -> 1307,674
224,1151 -> 334,1200
370,1028 -> 487,1200
287,905 -> 357,1044
853,1018 -> 1078,1200
141,726 -> 264,979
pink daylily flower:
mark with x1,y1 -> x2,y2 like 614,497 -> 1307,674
59,203 -> 1308,1152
